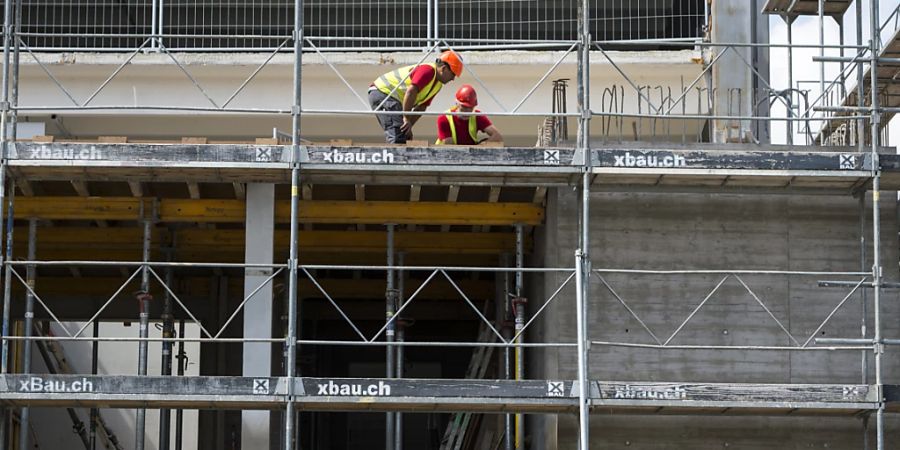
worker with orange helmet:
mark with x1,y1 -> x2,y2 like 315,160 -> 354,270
435,84 -> 503,146
369,50 -> 463,144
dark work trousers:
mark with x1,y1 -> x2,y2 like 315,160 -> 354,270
369,88 -> 406,144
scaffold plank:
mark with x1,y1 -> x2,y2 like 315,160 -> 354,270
0,375 -> 881,415
7,143 -> 894,192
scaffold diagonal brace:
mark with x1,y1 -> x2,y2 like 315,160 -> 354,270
159,45 -> 221,109
663,275 -> 730,346
8,267 -> 71,337
304,38 -> 370,109
369,268 -> 440,342
511,270 -> 576,343
18,38 -> 79,107
213,267 -> 285,339
802,277 -> 868,348
300,267 -> 367,341
147,266 -> 213,339
593,273 -> 662,345
82,38 -> 153,107
222,38 -> 292,109
73,266 -> 145,338
733,274 -> 801,347
439,269 -> 507,344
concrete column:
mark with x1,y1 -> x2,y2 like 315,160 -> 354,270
242,183 -> 275,450
710,0 -> 757,143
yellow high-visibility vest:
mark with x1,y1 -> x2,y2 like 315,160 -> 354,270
374,63 -> 443,107
435,107 -> 478,145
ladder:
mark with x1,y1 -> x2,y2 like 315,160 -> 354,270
439,323 -> 497,450
34,324 -> 124,450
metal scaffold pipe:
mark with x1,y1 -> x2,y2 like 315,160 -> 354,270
90,321 -> 99,450
135,210 -> 153,450
867,0 -> 884,449
158,265 -> 175,450
17,219 -> 35,450
284,0 -> 303,447
0,174 -> 15,448
576,0 -> 592,447
395,251 -> 405,450
174,319 -> 185,450
386,223 -> 396,450
502,253 -> 512,450
513,224 -> 525,450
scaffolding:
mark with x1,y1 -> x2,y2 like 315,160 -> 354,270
0,0 -> 896,450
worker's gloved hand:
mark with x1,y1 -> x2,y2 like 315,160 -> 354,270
405,129 -> 414,141
477,138 -> 488,145
400,118 -> 412,136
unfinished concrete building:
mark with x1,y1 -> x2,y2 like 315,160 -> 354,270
0,0 -> 898,449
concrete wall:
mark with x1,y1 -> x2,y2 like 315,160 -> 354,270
534,189 -> 900,449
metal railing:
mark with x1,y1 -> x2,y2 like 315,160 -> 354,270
17,0 -> 706,51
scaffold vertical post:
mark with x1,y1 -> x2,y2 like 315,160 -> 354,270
502,251 -> 512,450
151,0 -> 158,50
817,0 -> 825,145
395,251 -> 405,450
514,223 -> 525,449
0,179 -> 12,450
859,192 -> 871,449
9,0 -> 19,143
159,262 -> 175,450
175,318 -> 185,450
386,223 -> 396,450
0,0 -> 12,312
868,2 -> 883,449
785,15 -> 794,145
856,0 -> 864,152
575,0 -> 591,447
284,0 -> 303,447
135,203 -> 153,450
1,181 -> 15,377
17,218 -> 35,450
90,320 -> 99,450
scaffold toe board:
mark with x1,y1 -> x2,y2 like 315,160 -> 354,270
7,142 -> 894,192
0,375 -> 881,416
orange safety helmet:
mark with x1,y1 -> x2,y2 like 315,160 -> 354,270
439,50 -> 464,77
455,84 -> 478,107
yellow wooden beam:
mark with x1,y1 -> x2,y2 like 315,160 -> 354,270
11,227 -> 525,266
10,197 -> 543,225
13,197 -> 146,221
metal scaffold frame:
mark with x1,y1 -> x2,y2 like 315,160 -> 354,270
0,0 -> 895,449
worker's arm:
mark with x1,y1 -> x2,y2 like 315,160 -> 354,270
481,125 -> 503,144
400,85 -> 421,135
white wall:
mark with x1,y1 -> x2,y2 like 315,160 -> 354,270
16,51 -> 705,145
27,322 -> 201,450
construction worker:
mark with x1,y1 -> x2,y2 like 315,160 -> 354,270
369,50 -> 463,144
435,84 -> 502,146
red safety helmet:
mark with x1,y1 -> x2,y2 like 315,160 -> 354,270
439,50 -> 464,77
455,84 -> 478,107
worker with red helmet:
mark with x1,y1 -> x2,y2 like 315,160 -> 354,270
436,84 -> 503,146
369,50 -> 463,144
